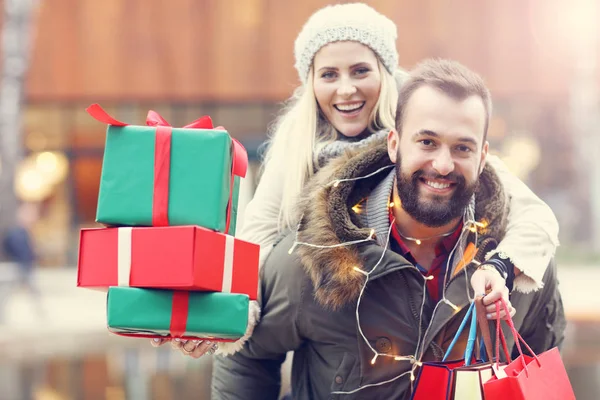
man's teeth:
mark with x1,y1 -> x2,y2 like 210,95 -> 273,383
425,180 -> 451,189
336,103 -> 363,111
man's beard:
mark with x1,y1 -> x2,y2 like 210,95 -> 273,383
395,159 -> 478,228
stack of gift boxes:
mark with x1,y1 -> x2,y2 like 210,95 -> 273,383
76,104 -> 259,343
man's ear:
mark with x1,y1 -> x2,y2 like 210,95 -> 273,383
388,129 -> 400,163
479,141 -> 489,175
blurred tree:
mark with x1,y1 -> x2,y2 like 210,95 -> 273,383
0,0 -> 38,259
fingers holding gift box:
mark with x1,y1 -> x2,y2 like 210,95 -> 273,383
148,298 -> 262,358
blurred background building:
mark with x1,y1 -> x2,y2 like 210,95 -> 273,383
1,0 -> 599,267
0,0 -> 599,399
2,0 -> 600,266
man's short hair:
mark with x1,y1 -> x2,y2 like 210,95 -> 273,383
395,58 -> 492,142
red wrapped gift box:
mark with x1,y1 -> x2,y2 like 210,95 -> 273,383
77,225 -> 259,299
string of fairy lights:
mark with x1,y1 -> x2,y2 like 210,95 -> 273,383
287,166 -> 490,396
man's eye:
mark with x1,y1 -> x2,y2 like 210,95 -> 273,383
457,145 -> 472,153
420,139 -> 434,146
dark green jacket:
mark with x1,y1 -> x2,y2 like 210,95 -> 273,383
212,141 -> 566,400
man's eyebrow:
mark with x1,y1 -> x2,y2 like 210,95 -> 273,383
412,129 -> 478,146
412,129 -> 439,140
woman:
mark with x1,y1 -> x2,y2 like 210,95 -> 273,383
162,2 -> 558,359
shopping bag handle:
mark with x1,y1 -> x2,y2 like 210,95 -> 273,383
475,296 -> 511,363
443,296 -> 509,365
475,296 -> 504,362
494,299 -> 542,375
443,301 -> 479,365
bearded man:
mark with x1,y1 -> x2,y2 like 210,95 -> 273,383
211,59 -> 565,400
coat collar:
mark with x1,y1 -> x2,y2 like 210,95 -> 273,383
295,138 -> 508,310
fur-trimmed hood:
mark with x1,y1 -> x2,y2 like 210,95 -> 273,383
295,138 -> 508,310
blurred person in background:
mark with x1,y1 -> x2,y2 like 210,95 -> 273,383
2,201 -> 44,315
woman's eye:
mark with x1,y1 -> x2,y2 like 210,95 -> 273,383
321,71 -> 336,79
354,67 -> 370,76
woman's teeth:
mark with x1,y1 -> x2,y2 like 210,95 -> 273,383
335,103 -> 364,112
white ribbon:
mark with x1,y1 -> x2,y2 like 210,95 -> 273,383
117,227 -> 133,286
221,235 -> 235,293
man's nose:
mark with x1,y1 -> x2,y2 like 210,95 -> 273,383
432,150 -> 455,176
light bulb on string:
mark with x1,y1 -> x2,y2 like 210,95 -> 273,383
442,298 -> 459,312
353,266 -> 369,277
287,242 -> 297,254
415,239 -> 421,245
371,354 -> 378,365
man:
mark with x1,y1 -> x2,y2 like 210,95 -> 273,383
211,59 -> 565,399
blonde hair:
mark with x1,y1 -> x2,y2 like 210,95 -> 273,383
262,60 -> 401,232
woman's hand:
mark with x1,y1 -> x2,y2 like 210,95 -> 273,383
150,338 -> 218,358
470,266 -> 516,320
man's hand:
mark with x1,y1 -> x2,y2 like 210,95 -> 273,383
470,266 -> 516,320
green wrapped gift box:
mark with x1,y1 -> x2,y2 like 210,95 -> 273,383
88,104 -> 247,234
107,287 -> 249,340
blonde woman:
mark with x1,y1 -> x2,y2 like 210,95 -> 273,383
166,3 -> 558,359
241,4 -> 556,289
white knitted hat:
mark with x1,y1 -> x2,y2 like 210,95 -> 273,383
294,3 -> 398,84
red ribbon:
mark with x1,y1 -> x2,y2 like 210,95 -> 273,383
86,104 -> 248,232
169,291 -> 189,337
152,126 -> 172,226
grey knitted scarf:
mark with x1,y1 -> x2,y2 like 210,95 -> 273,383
315,129 -> 389,170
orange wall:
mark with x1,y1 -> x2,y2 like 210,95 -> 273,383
24,0 -> 596,102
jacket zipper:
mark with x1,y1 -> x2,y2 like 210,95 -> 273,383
375,264 -> 434,358
417,263 -> 476,358
369,263 -> 429,323
397,271 -> 423,330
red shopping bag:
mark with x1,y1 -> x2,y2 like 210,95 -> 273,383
411,298 -> 506,400
483,299 -> 575,400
